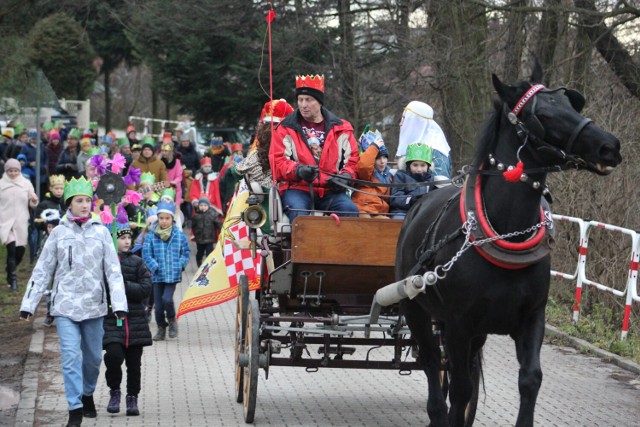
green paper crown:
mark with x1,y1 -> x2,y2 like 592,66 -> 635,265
140,172 -> 155,185
88,147 -> 102,156
406,142 -> 433,165
14,123 -> 25,134
69,128 -> 82,139
117,137 -> 130,147
89,121 -> 98,130
160,188 -> 176,200
64,177 -> 94,202
43,122 -> 53,131
142,136 -> 155,146
54,120 -> 63,129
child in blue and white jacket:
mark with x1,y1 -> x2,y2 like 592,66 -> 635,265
142,200 -> 189,341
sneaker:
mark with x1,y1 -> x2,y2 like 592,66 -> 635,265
126,395 -> 140,416
153,327 -> 166,341
43,316 -> 55,327
168,320 -> 178,339
107,389 -> 121,413
81,394 -> 97,418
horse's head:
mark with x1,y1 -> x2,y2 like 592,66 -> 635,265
491,64 -> 621,175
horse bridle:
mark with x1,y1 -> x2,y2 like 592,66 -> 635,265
504,84 -> 593,169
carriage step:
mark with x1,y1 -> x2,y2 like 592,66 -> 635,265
318,346 -> 356,355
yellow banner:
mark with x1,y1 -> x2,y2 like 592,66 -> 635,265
177,181 -> 261,318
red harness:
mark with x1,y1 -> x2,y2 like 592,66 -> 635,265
459,173 -> 553,270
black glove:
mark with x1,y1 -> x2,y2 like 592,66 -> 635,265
20,311 -> 32,320
327,172 -> 352,191
296,164 -> 319,183
114,311 -> 127,320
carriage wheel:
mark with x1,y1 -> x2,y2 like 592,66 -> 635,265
234,275 -> 250,403
242,298 -> 260,423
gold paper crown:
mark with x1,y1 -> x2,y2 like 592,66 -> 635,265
49,174 -> 65,187
295,74 -> 325,92
63,177 -> 94,202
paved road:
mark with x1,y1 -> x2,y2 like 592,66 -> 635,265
17,258 -> 640,426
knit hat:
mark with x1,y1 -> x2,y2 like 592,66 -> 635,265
116,221 -> 132,238
295,74 -> 325,105
126,124 -> 136,134
40,208 -> 61,226
260,99 -> 294,123
49,130 -> 61,141
28,129 -> 38,139
5,158 -> 21,171
156,200 -> 175,217
198,196 -> 210,205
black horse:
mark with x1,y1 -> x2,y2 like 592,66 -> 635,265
396,65 -> 621,427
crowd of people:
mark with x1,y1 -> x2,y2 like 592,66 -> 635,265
3,72 -> 450,427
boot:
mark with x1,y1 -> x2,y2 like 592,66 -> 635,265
153,327 -> 166,341
107,389 -> 121,413
126,394 -> 140,416
66,408 -> 83,427
81,394 -> 97,418
168,320 -> 178,338
6,259 -> 17,291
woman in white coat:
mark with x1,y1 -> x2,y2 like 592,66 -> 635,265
0,158 -> 38,291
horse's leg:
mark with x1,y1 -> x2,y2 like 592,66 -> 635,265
401,299 -> 448,427
513,309 -> 545,427
445,329 -> 474,427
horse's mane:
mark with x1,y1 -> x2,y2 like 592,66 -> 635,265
471,98 -> 503,169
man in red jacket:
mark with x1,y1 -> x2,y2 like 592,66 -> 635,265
269,74 -> 359,221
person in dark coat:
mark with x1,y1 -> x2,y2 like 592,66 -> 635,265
191,196 -> 219,266
103,223 -> 152,417
389,142 -> 434,219
176,136 -> 200,175
55,136 -> 82,180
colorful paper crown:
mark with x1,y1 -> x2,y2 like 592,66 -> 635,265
210,136 -> 223,146
140,172 -> 156,185
142,136 -> 155,148
295,74 -> 325,92
117,137 -> 130,147
160,188 -> 176,200
88,147 -> 102,156
406,142 -> 433,165
200,157 -> 212,166
260,99 -> 294,123
89,121 -> 98,130
14,123 -> 25,134
231,143 -> 243,152
43,122 -> 53,131
68,128 -> 82,139
63,177 -> 94,202
116,221 -> 132,238
156,200 -> 175,216
53,120 -> 63,129
359,129 -> 384,153
2,129 -> 13,138
49,174 -> 65,187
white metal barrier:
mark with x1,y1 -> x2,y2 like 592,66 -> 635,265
550,214 -> 640,340
127,116 -> 194,138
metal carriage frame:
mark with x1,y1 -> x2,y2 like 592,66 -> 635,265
232,185 -> 448,423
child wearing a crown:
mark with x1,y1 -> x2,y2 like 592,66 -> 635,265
20,176 -> 128,426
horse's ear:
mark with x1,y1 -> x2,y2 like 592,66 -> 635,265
492,74 -> 509,100
530,60 -> 543,84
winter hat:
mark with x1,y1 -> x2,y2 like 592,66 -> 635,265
5,158 -> 21,171
156,200 -> 176,217
295,74 -> 325,105
126,124 -> 136,135
198,196 -> 210,205
40,208 -> 61,226
260,99 -> 294,123
28,129 -> 38,139
200,157 -> 212,166
231,143 -> 243,153
116,221 -> 132,238
49,130 -> 61,141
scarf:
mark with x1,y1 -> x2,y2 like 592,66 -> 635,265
66,209 -> 91,225
155,224 -> 173,241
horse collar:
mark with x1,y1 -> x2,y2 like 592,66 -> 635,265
459,173 -> 554,269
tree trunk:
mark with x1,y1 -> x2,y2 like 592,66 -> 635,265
573,0 -> 640,98
337,0 -> 360,131
503,0 -> 527,82
427,0 -> 490,166
535,0 -> 562,85
104,69 -> 111,132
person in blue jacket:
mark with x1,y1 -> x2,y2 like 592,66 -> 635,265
389,142 -> 434,219
142,200 -> 190,341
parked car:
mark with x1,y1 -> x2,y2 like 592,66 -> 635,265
187,127 -> 250,156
